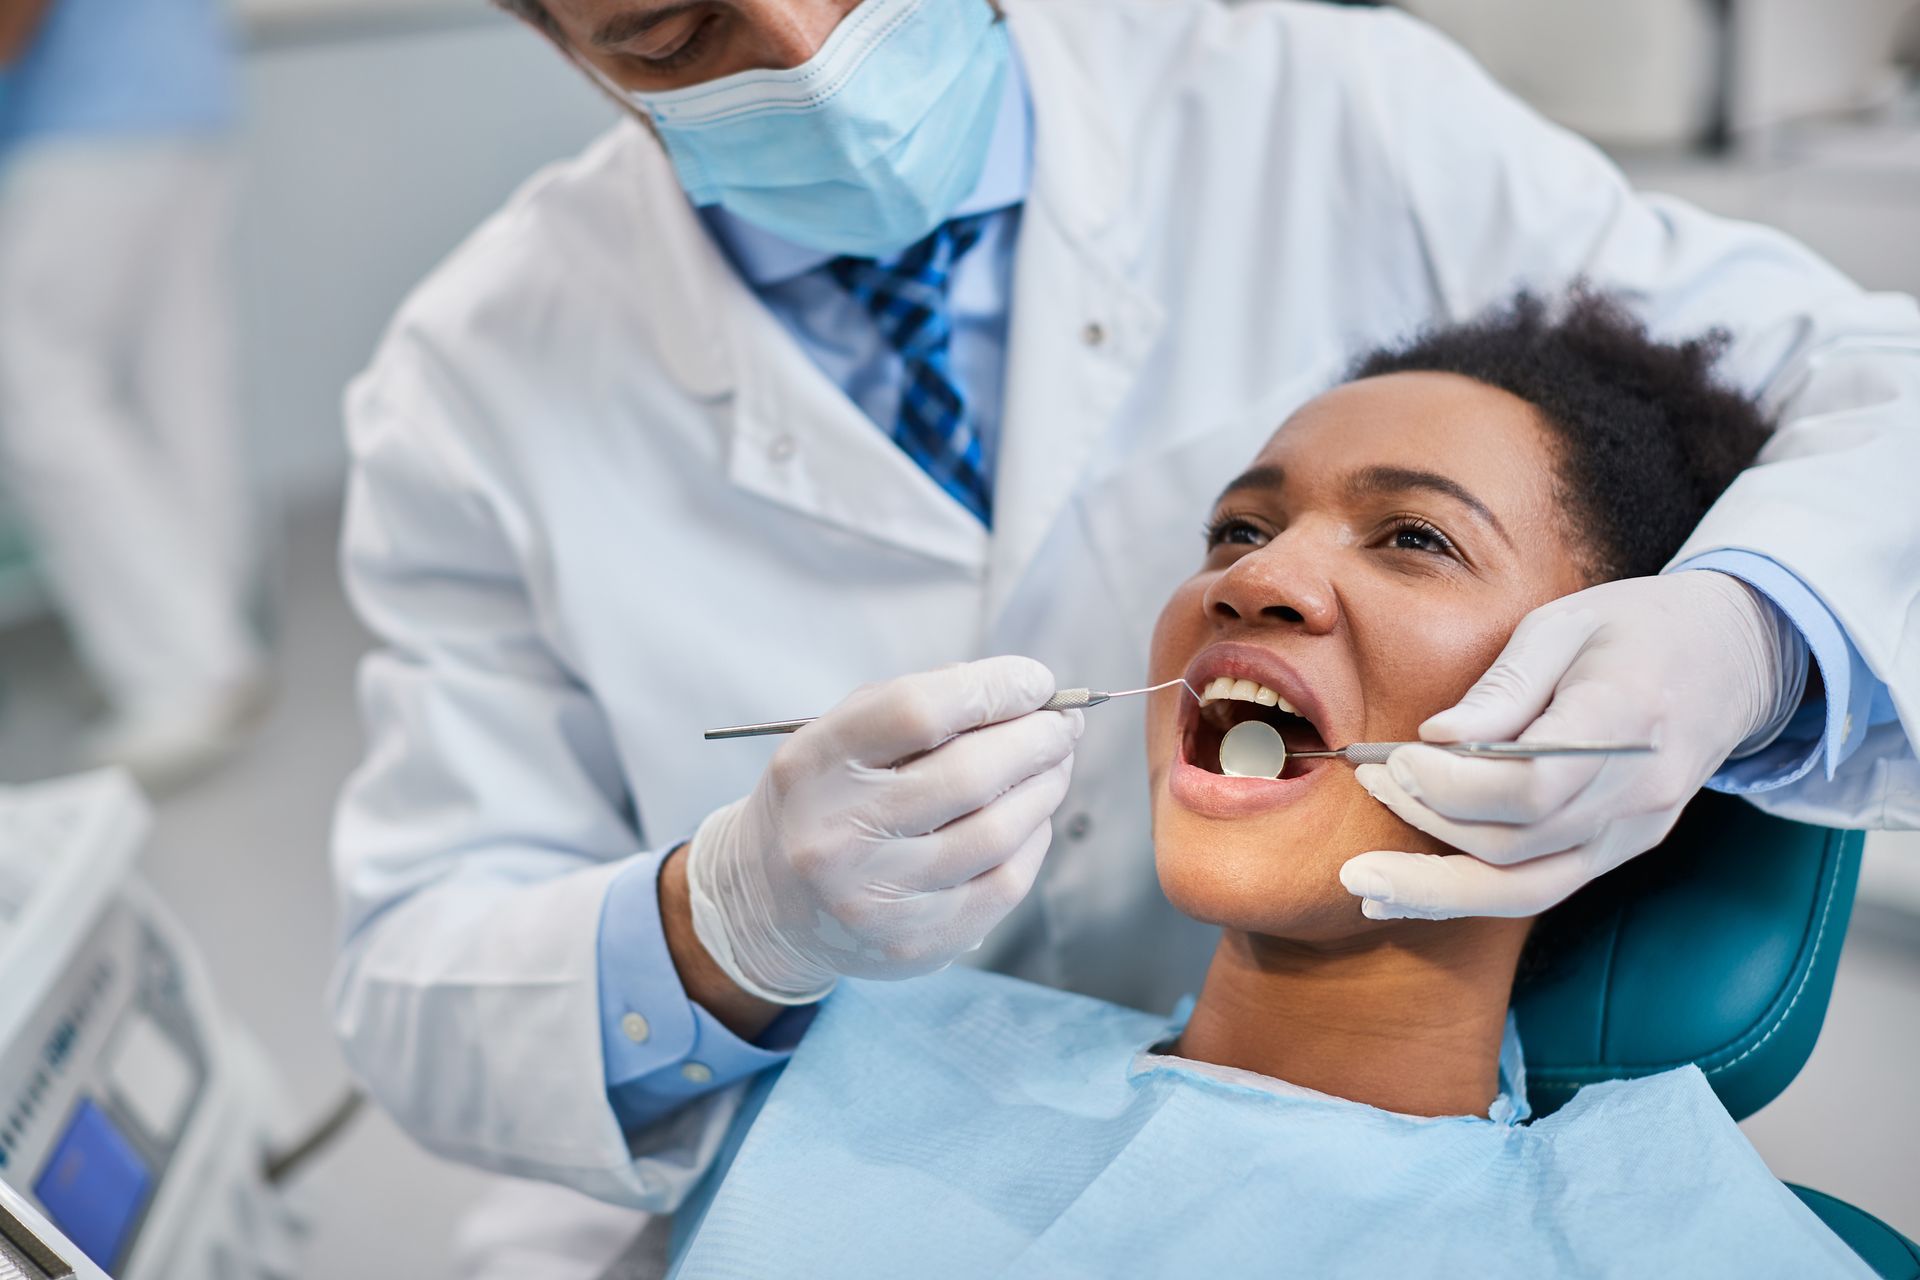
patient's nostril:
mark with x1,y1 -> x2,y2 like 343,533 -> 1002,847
1262,605 -> 1305,623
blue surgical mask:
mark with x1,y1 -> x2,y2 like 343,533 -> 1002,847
595,0 -> 1010,260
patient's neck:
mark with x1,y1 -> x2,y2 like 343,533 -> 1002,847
1176,920 -> 1529,1118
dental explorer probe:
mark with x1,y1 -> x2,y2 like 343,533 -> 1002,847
1285,740 -> 1657,765
708,682 -> 1658,761
702,679 -> 1201,741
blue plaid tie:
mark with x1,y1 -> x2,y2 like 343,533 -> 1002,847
828,215 -> 995,526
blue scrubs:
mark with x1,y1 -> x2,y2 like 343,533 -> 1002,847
0,0 -> 237,148
669,969 -> 1869,1278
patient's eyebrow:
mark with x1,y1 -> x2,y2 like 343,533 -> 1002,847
1214,465 -> 1285,506
1347,465 -> 1512,547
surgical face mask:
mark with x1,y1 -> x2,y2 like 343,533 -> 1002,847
591,0 -> 1010,259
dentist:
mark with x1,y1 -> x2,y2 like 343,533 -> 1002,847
331,0 -> 1920,1269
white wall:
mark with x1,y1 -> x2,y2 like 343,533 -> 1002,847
234,14 -> 614,504
1404,0 -> 1913,145
238,0 -> 490,44
1400,0 -> 1719,146
1741,0 -> 1916,128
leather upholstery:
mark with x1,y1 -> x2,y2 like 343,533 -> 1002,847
1791,1186 -> 1920,1280
1511,796 -> 1920,1274
1514,791 -> 1863,1121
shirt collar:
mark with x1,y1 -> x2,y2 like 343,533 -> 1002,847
699,39 -> 1034,285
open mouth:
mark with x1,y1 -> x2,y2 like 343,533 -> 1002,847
1184,676 -> 1332,781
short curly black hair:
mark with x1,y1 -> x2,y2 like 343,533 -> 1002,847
1350,290 -> 1772,583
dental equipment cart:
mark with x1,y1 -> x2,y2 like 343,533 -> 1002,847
0,772 -> 298,1279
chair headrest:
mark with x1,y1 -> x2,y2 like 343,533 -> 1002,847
1513,792 -> 1863,1121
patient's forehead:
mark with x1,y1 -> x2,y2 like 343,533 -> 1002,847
1257,371 -> 1566,535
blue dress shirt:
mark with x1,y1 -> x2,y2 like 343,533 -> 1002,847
1675,551 -> 1895,791
697,48 -> 1032,490
597,48 -> 1035,1135
0,0 -> 238,149
594,43 -> 1888,1134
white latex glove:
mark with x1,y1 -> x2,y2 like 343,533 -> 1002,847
1339,572 -> 1807,921
687,656 -> 1083,1004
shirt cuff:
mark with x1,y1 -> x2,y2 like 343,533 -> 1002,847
597,849 -> 806,1134
1671,551 -> 1885,794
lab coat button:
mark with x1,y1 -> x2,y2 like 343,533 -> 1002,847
681,1062 -> 714,1085
1082,321 -> 1107,348
621,1013 -> 651,1044
1065,813 -> 1092,841
768,435 -> 798,463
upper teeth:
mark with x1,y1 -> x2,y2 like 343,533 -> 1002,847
1198,676 -> 1298,714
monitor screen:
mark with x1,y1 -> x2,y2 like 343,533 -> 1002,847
33,1099 -> 150,1271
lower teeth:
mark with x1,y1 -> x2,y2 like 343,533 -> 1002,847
1219,719 -> 1288,779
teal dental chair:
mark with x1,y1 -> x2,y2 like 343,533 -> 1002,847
1514,792 -> 1918,1277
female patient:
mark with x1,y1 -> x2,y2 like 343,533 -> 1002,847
660,295 -> 1871,1278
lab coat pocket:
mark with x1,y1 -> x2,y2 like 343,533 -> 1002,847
1076,382 -> 1322,653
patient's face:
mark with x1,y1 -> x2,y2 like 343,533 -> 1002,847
1147,372 -> 1593,942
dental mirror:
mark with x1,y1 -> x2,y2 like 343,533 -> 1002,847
1219,719 -> 1289,779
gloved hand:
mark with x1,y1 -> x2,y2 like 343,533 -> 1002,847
1339,572 -> 1807,920
687,657 -> 1083,1004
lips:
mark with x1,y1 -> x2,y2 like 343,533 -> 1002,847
1182,644 -> 1337,768
1166,642 -> 1342,819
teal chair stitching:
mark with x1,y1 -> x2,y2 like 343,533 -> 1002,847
1697,826 -> 1852,1079
1523,824 -> 1860,1094
1592,907 -> 1622,1060
1514,812 -> 1905,1276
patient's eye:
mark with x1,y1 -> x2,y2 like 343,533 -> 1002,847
1203,514 -> 1269,551
1383,517 -> 1457,557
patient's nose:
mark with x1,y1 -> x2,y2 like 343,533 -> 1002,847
1204,539 -> 1338,634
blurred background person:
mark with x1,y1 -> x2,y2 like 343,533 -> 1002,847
0,0 -> 267,789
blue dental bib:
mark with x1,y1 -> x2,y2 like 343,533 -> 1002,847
670,969 -> 1867,1278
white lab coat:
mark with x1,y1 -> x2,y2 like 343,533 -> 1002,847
331,0 -> 1920,1262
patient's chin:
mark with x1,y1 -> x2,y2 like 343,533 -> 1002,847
1155,839 -> 1369,943
1152,787 -> 1405,938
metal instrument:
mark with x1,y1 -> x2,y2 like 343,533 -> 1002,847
1290,740 -> 1657,765
706,678 -> 1658,763
703,679 -> 1199,741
